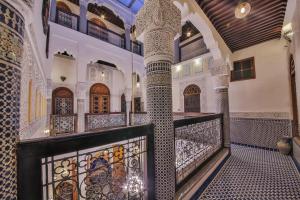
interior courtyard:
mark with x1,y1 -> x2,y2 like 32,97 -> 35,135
1,0 -> 300,199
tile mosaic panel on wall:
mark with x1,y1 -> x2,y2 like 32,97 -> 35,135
0,0 -> 24,199
85,113 -> 126,131
230,112 -> 292,149
19,33 -> 47,139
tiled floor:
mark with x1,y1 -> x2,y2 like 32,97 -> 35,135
198,145 -> 300,200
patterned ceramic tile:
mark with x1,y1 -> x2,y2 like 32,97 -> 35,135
198,145 -> 300,200
231,118 -> 292,149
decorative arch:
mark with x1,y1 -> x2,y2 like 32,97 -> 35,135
183,84 -> 201,113
90,83 -> 110,113
52,87 -> 74,115
56,1 -> 72,13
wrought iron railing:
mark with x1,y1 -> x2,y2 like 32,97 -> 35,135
174,114 -> 224,190
85,113 -> 126,131
50,114 -> 78,135
131,41 -> 143,56
130,112 -> 150,126
55,9 -> 79,31
87,21 -> 126,49
17,125 -> 155,200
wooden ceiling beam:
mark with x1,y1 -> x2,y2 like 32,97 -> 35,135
210,0 -> 283,26
231,35 -> 280,51
218,12 -> 285,35
221,18 -> 284,37
216,5 -> 286,31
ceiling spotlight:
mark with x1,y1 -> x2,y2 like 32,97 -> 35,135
187,32 -> 191,37
101,14 -> 105,19
235,2 -> 251,19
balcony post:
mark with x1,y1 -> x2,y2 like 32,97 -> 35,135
125,88 -> 132,126
0,0 -> 26,198
210,63 -> 231,148
125,24 -> 132,50
174,38 -> 180,63
79,0 -> 88,33
50,0 -> 56,22
136,1 -> 181,199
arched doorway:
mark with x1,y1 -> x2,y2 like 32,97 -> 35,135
90,83 -> 110,113
184,84 -> 201,113
52,87 -> 74,115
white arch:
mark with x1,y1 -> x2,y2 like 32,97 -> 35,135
173,0 -> 231,62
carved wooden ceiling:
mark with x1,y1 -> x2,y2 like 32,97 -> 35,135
196,0 -> 288,51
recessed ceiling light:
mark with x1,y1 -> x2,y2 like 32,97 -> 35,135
187,32 -> 192,37
235,2 -> 251,19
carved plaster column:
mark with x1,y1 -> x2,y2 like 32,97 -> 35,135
125,88 -> 132,126
136,1 -> 181,199
50,0 -> 57,22
125,24 -> 131,50
46,79 -> 52,131
210,64 -> 231,148
76,82 -> 87,133
79,0 -> 88,33
0,1 -> 25,198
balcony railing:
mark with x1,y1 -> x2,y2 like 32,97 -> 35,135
174,114 -> 224,190
50,114 -> 78,135
85,113 -> 126,131
55,9 -> 79,31
17,125 -> 155,200
131,40 -> 143,56
130,112 -> 149,126
87,21 -> 126,49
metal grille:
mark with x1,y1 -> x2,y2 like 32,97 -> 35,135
174,115 -> 223,189
42,137 -> 146,200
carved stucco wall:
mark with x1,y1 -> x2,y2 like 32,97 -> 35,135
19,33 -> 47,140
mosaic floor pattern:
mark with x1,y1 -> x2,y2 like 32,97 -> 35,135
199,145 -> 300,200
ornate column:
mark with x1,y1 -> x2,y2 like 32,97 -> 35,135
136,1 -> 181,199
174,37 -> 180,63
79,0 -> 88,33
210,64 -> 231,148
46,79 -> 52,131
50,0 -> 57,22
76,82 -> 87,132
125,88 -> 132,126
125,24 -> 131,50
0,0 -> 25,198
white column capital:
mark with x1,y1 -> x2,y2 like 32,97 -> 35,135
79,0 -> 89,8
136,0 -> 181,63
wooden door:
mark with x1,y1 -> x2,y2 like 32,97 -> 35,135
184,84 -> 201,113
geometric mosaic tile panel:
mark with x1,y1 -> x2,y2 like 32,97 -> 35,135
231,118 -> 292,149
86,113 -> 126,131
0,0 -> 24,199
199,144 -> 300,200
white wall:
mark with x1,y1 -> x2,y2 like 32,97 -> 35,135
48,22 -> 145,113
172,54 -> 217,113
229,39 -> 292,117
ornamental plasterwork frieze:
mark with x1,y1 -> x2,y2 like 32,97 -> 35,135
136,0 -> 181,63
